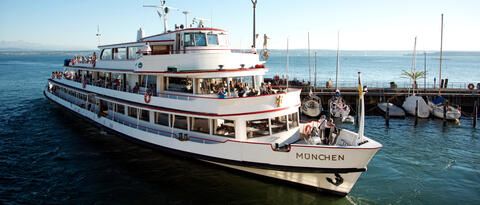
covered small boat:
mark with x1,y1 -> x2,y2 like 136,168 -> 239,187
402,95 -> 430,118
377,102 -> 405,118
428,96 -> 461,120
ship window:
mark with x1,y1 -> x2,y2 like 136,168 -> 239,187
139,109 -> 149,122
115,104 -> 125,114
128,47 -> 142,60
213,119 -> 235,138
139,75 -> 157,93
107,102 -> 114,111
288,112 -> 299,129
101,49 -> 112,60
113,47 -> 127,60
184,33 -> 194,47
155,112 -> 169,127
207,34 -> 218,45
191,117 -> 209,134
128,107 -> 138,118
246,119 -> 270,138
270,116 -> 288,134
166,77 -> 193,93
184,33 -> 207,47
151,45 -> 170,55
173,115 -> 188,130
194,33 -> 207,46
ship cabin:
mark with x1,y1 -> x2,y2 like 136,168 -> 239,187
49,27 -> 301,147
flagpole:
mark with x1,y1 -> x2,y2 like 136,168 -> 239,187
357,72 -> 365,143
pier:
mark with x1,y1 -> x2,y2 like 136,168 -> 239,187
268,79 -> 480,115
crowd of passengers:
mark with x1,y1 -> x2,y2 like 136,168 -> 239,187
216,81 -> 284,99
57,70 -> 158,95
70,52 -> 97,67
57,70 -> 283,99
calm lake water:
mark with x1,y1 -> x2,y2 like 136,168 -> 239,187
0,51 -> 479,204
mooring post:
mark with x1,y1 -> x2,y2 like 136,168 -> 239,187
415,100 -> 419,126
385,101 -> 390,127
474,100 -> 478,128
443,101 -> 448,126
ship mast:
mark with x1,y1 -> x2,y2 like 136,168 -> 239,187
286,38 -> 289,91
335,31 -> 340,90
308,32 -> 311,84
438,13 -> 444,95
411,36 -> 417,94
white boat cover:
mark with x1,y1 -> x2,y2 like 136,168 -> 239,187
377,102 -> 405,117
402,96 -> 430,118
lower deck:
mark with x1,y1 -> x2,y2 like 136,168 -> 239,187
46,82 -> 301,146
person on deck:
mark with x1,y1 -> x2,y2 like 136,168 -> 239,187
217,87 -> 227,99
92,52 -> 97,68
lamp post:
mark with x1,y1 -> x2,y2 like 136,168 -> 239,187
182,11 -> 189,28
251,0 -> 258,48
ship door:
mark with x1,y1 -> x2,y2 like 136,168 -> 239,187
176,33 -> 181,54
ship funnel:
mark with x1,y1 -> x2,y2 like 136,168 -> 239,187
137,27 -> 144,42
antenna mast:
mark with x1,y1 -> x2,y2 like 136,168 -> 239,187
96,25 -> 101,46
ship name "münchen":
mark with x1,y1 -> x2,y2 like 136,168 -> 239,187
296,153 -> 345,161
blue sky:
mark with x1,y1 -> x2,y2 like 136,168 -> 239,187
0,0 -> 479,50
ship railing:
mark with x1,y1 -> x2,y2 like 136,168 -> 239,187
58,76 -> 301,103
105,115 -> 178,138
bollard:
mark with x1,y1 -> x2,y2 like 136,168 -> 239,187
415,100 -> 418,126
385,101 -> 390,127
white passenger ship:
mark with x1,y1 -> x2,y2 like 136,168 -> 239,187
44,17 -> 381,195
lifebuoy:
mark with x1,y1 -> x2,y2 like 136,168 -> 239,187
144,92 -> 152,103
468,83 -> 475,90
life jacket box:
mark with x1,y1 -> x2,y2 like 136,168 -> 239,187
64,59 -> 71,66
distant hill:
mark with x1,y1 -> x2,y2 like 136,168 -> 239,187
0,40 -> 92,51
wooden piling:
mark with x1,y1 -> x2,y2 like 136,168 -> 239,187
385,101 -> 390,127
443,101 -> 448,126
474,100 -> 478,128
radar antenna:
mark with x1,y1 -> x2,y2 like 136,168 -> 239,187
144,0 -> 181,33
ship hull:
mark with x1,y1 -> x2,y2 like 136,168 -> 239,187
44,88 -> 379,195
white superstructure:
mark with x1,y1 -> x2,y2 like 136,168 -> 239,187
44,16 -> 381,196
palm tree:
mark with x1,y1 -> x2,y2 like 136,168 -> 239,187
401,70 -> 426,92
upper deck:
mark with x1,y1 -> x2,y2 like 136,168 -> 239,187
72,27 -> 262,73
